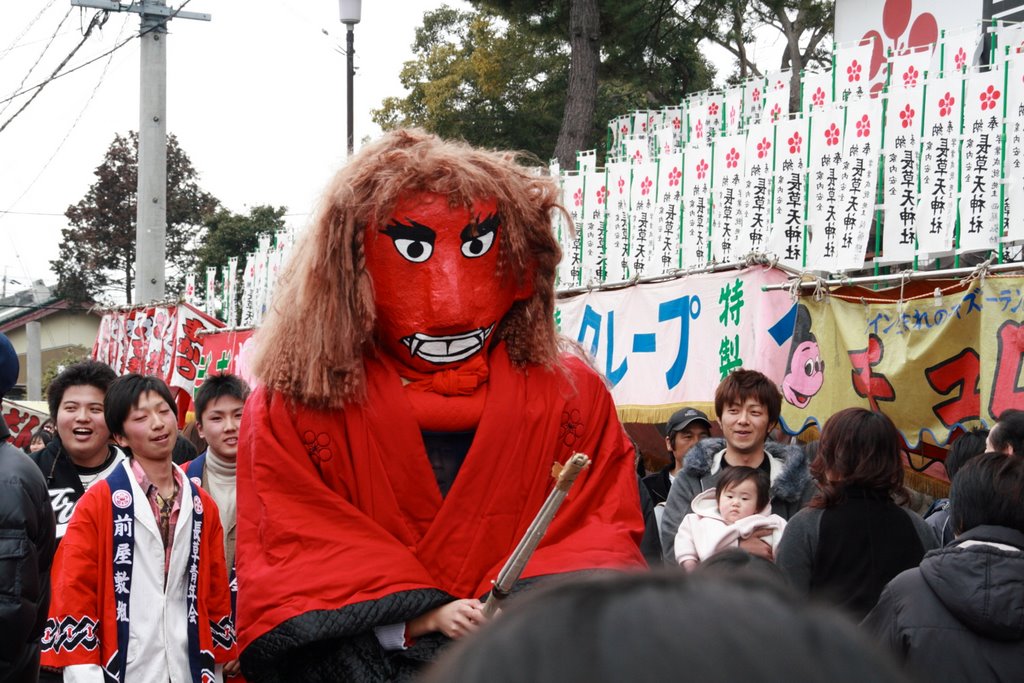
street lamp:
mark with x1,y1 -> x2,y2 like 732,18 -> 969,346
339,0 -> 361,156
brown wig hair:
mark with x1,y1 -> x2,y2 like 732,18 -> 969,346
715,466 -> 770,510
714,369 -> 782,429
810,408 -> 906,508
251,129 -> 564,408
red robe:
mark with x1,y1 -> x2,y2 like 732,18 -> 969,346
236,344 -> 645,679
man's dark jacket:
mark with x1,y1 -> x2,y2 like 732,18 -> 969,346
0,423 -> 57,682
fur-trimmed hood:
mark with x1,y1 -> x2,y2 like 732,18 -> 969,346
681,437 -> 812,504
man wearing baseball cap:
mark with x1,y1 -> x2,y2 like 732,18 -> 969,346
0,333 -> 57,681
643,408 -> 712,505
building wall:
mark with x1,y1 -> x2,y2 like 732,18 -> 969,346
6,311 -> 99,386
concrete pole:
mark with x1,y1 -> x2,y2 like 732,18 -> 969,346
136,0 -> 168,304
26,321 -> 41,401
346,23 -> 355,155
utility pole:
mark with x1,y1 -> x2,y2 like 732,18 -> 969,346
71,1 -> 210,304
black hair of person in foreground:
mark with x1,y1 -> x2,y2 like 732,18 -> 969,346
418,570 -> 910,683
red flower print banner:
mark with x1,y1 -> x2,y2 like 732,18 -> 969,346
807,107 -> 848,271
712,134 -> 748,263
629,160 -> 659,279
769,117 -> 810,269
833,99 -> 883,271
802,71 -> 834,115
605,160 -> 633,283
581,170 -> 609,284
682,144 -> 713,268
916,78 -> 963,255
958,68 -> 1005,253
881,86 -> 925,263
741,124 -> 775,259
1005,52 -> 1024,244
559,172 -> 585,287
654,150 -> 685,274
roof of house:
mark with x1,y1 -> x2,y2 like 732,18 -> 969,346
0,281 -> 99,333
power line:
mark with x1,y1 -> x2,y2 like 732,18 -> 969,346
0,7 -> 74,119
0,0 -> 196,110
0,0 -> 59,63
0,10 -> 108,134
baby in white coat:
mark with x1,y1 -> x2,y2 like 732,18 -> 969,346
675,466 -> 787,571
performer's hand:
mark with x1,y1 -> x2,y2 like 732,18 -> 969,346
738,529 -> 774,560
409,598 -> 486,640
224,659 -> 242,677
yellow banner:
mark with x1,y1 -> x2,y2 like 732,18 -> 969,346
779,275 -> 1024,446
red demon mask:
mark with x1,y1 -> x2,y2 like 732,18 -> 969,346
364,192 -> 531,374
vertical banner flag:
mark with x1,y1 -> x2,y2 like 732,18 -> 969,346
889,47 -> 932,91
743,123 -> 775,256
762,70 -> 792,125
204,267 -> 216,318
561,172 -> 585,286
1006,51 -> 1024,243
803,70 -> 834,114
882,86 -> 925,263
630,160 -> 658,279
225,257 -> 239,328
682,144 -> 713,267
724,86 -> 743,135
184,275 -> 196,306
654,150 -> 684,275
770,116 -> 810,269
581,170 -> 607,284
689,94 -> 709,144
605,160 -> 631,283
663,106 -> 684,149
835,98 -> 882,271
705,93 -> 725,139
917,75 -> 963,255
623,136 -> 649,164
807,106 -> 848,271
959,67 -> 1005,253
835,40 -> 875,102
932,25 -> 982,77
712,134 -> 747,262
743,77 -> 767,126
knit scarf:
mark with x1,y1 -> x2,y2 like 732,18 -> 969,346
397,355 -> 490,432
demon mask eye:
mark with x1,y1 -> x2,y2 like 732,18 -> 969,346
460,213 -> 500,259
382,219 -> 436,263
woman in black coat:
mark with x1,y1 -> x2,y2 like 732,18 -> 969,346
776,408 -> 937,618
863,452 -> 1024,683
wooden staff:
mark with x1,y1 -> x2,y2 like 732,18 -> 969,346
481,452 -> 591,619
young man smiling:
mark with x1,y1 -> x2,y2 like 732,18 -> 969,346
42,374 -> 235,683
659,369 -> 815,564
31,360 -> 125,544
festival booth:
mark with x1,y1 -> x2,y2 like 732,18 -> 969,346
550,5 -> 1024,491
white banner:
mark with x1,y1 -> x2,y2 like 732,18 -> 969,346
881,86 -> 925,263
605,161 -> 631,283
917,77 -> 963,255
724,86 -> 743,135
959,68 -> 1005,253
712,134 -> 747,262
682,145 -> 713,267
742,123 -> 775,256
653,151 -> 684,274
803,70 -> 834,114
580,170 -> 607,284
556,267 -> 793,411
835,41 -> 875,102
890,46 -> 932,90
630,161 -> 659,279
932,25 -> 983,77
1006,51 -> 1024,243
835,99 -> 882,271
807,107 -> 847,271
770,117 -> 809,268
743,77 -> 767,126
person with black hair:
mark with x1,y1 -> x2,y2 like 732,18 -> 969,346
863,452 -> 1024,682
0,333 -> 56,682
924,428 -> 989,545
673,466 -> 787,570
660,369 -> 815,564
776,408 -> 938,619
41,374 -> 236,682
419,571 -> 911,683
186,373 -> 250,680
30,359 -> 125,545
987,409 -> 1024,456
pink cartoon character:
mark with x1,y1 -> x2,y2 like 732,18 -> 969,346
782,305 -> 824,408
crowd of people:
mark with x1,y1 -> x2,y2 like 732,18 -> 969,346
1,130 -> 1022,682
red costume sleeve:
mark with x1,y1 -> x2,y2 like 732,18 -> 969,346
236,347 -> 644,678
41,483 -> 113,669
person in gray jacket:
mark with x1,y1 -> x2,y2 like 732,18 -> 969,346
660,369 -> 815,564
863,452 -> 1024,682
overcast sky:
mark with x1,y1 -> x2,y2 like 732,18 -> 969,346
0,0 -> 473,295
0,1 -> 750,298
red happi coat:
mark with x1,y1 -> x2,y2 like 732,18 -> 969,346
236,344 -> 645,677
41,463 -> 237,679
